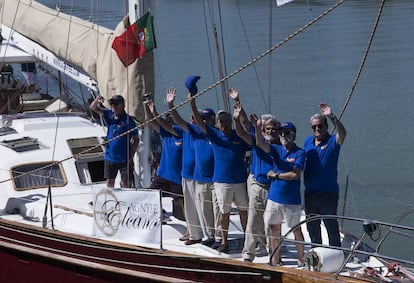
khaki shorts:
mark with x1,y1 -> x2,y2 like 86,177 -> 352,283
264,199 -> 301,228
214,182 -> 248,214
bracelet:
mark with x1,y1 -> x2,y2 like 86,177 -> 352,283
275,173 -> 280,180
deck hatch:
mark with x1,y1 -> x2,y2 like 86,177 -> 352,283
0,126 -> 17,136
67,137 -> 104,158
0,136 -> 40,152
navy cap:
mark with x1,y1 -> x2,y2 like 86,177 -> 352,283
200,108 -> 215,117
108,95 -> 124,105
279,122 -> 296,133
185,75 -> 201,96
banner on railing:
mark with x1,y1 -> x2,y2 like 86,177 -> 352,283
92,188 -> 161,243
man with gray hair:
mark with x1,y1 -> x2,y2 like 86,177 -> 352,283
230,88 -> 279,262
303,103 -> 347,247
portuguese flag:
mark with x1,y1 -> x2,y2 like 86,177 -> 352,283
112,11 -> 156,67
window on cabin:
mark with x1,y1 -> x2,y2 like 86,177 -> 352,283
75,159 -> 105,184
11,162 -> 67,191
67,137 -> 106,184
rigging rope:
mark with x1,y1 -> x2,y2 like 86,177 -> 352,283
234,0 -> 268,114
202,0 -> 221,108
336,0 -> 386,121
0,0 -> 345,186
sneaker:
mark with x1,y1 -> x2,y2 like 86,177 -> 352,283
255,245 -> 268,257
179,233 -> 189,241
184,239 -> 202,245
216,244 -> 229,254
201,238 -> 215,247
211,241 -> 221,250
162,215 -> 171,224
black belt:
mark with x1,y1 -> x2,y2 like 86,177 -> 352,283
252,176 -> 270,189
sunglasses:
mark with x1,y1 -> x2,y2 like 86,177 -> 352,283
278,130 -> 292,136
311,124 -> 324,130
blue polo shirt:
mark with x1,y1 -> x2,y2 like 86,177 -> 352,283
304,134 -> 340,193
157,126 -> 183,185
268,143 -> 305,205
206,126 -> 250,184
103,109 -> 138,163
188,124 -> 214,183
250,132 -> 273,186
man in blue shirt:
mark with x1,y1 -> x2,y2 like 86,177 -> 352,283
255,119 -> 305,266
232,91 -> 279,262
90,95 -> 139,188
303,103 -> 347,247
191,93 -> 249,253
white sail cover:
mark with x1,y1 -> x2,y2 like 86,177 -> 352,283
0,0 -> 154,121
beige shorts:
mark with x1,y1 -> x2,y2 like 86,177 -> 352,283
214,182 -> 248,214
264,199 -> 301,228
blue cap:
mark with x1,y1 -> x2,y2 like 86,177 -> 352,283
185,75 -> 201,95
108,95 -> 124,105
279,122 -> 296,133
200,108 -> 215,117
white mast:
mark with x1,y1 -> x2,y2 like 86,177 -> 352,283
130,0 -> 151,188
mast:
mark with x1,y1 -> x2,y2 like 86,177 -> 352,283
129,0 -> 151,188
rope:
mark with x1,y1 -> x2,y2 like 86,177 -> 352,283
235,0 -> 268,114
0,0 -> 345,189
336,0 -> 386,121
202,0 -> 221,108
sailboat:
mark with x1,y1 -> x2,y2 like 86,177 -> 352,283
0,0 -> 413,282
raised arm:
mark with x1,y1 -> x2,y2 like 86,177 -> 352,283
89,95 -> 104,115
143,100 -> 160,133
320,103 -> 346,145
233,101 -> 252,145
190,93 -> 207,134
166,87 -> 189,132
229,88 -> 250,129
253,114 -> 270,153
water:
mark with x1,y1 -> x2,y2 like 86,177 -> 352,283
38,0 -> 413,261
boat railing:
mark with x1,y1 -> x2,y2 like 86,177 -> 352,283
272,211 -> 414,276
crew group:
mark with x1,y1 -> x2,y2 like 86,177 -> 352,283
90,80 -> 346,267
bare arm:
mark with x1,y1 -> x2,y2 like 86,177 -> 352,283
253,114 -> 270,153
267,167 -> 302,181
229,88 -> 250,129
166,87 -> 189,132
233,101 -> 252,145
144,100 -> 160,133
320,103 -> 347,145
190,93 -> 206,134
89,95 -> 104,115
150,102 -> 178,136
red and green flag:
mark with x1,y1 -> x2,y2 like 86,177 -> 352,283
112,11 -> 156,67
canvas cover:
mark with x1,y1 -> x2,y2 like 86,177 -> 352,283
0,0 -> 153,121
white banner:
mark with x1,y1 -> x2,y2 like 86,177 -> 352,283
92,188 -> 161,243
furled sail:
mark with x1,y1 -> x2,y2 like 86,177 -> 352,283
0,0 -> 153,121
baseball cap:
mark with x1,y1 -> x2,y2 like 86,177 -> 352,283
108,95 -> 125,105
278,122 -> 296,133
200,108 -> 215,117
